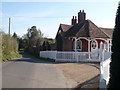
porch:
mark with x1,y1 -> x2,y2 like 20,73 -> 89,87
40,42 -> 111,63
73,37 -> 112,52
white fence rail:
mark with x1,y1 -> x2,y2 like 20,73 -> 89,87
40,51 -> 57,59
57,50 -> 100,62
104,52 -> 111,60
99,57 -> 111,89
40,50 -> 101,62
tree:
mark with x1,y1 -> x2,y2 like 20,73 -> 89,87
18,38 -> 27,50
46,41 -> 51,50
22,26 -> 44,54
42,41 -> 46,51
13,32 -> 17,38
27,26 -> 43,46
42,41 -> 51,51
108,3 -> 120,88
35,38 -> 43,55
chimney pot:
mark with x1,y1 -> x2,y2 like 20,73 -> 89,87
75,16 -> 77,19
73,16 -> 74,19
74,16 -> 77,24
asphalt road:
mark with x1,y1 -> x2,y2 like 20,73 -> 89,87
2,52 -> 67,88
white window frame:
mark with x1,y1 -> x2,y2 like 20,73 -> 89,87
91,40 -> 98,51
76,39 -> 82,52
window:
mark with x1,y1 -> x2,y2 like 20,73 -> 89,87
91,40 -> 98,51
76,40 -> 82,51
91,41 -> 97,49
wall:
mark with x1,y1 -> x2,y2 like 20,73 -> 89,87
96,39 -> 105,48
62,38 -> 73,51
81,39 -> 88,52
61,37 -> 109,52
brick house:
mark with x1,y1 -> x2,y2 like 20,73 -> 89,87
55,10 -> 113,52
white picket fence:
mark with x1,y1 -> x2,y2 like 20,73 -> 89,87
40,51 -> 57,60
99,57 -> 111,89
40,50 -> 100,62
99,49 -> 111,89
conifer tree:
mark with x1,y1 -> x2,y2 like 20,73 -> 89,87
13,32 -> 17,38
109,2 -> 120,88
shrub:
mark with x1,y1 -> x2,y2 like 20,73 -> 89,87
0,31 -> 20,61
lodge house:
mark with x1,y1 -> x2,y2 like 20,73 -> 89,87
55,10 -> 113,52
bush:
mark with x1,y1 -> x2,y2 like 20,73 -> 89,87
0,31 -> 20,61
2,53 -> 20,61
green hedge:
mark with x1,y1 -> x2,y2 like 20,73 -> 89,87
0,31 -> 20,61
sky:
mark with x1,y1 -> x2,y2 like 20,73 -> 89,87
1,1 -> 119,38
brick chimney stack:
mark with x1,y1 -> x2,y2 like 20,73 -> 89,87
78,10 -> 86,23
71,16 -> 77,25
74,16 -> 77,24
71,16 -> 74,25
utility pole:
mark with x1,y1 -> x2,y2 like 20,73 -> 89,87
8,17 -> 11,35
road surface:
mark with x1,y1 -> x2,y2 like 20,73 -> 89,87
2,52 -> 67,88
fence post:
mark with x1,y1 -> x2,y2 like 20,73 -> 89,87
102,46 -> 105,61
99,42 -> 106,89
99,42 -> 103,61
39,51 -> 41,57
54,51 -> 57,62
75,37 -> 77,52
107,42 -> 109,52
76,52 -> 78,63
99,61 -> 106,89
88,40 -> 91,59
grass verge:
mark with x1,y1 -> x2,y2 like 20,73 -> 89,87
1,53 -> 20,62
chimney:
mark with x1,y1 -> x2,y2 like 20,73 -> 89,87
78,10 -> 86,23
74,16 -> 77,24
71,16 -> 74,25
71,16 -> 77,25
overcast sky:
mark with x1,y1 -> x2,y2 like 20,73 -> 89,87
1,1 -> 119,38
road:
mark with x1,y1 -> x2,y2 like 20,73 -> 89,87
2,52 -> 67,88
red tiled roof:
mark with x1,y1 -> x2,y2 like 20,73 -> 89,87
87,20 -> 110,38
100,27 -> 113,38
58,20 -> 111,38
60,24 -> 73,32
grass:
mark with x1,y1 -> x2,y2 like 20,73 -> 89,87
2,53 -> 20,62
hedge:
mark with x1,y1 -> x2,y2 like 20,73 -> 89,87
0,31 -> 20,61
